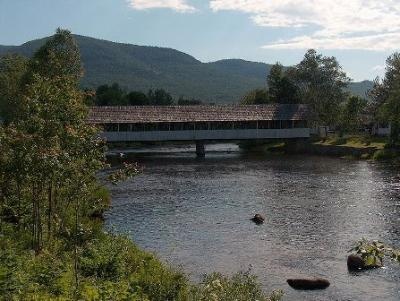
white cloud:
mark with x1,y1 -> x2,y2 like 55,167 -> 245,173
372,65 -> 386,71
209,0 -> 400,51
127,0 -> 196,13
262,33 -> 400,51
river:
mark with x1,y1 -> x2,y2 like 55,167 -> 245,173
105,143 -> 400,301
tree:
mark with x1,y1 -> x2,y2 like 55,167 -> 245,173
289,49 -> 350,126
126,91 -> 149,105
0,29 -> 105,259
177,97 -> 202,105
369,53 -> 400,146
0,54 -> 28,123
267,63 -> 299,104
240,89 -> 270,105
148,89 -> 173,105
95,83 -> 127,106
339,96 -> 367,134
29,28 -> 82,81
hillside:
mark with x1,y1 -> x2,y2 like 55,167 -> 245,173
0,35 -> 372,103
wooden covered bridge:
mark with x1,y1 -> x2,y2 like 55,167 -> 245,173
88,104 -> 310,157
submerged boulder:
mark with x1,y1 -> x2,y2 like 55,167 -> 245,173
251,214 -> 265,224
287,278 -> 330,290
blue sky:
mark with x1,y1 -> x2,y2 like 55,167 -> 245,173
1,0 -> 399,81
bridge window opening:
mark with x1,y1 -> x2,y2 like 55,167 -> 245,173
271,120 -> 279,129
281,120 -> 293,129
210,122 -> 233,130
195,122 -> 208,130
234,121 -> 258,129
101,119 -> 306,132
145,123 -> 158,131
170,122 -> 183,131
183,122 -> 195,131
119,124 -> 129,131
131,123 -> 145,131
158,123 -> 170,131
104,124 -> 119,131
294,120 -> 307,128
258,120 -> 273,129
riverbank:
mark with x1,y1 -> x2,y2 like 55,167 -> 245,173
0,185 -> 283,301
301,135 -> 399,161
272,135 -> 399,161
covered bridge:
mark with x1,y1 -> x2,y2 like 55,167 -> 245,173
88,104 -> 310,156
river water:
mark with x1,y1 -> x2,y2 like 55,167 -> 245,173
105,144 -> 400,301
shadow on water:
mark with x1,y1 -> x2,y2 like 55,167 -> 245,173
105,143 -> 400,301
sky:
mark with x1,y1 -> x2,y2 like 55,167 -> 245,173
1,0 -> 400,81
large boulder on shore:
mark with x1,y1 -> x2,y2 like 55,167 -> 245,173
287,278 -> 330,290
251,214 -> 265,224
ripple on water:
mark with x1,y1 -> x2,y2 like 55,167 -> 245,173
105,147 -> 400,301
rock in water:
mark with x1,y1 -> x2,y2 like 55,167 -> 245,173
347,254 -> 366,271
251,214 -> 265,224
347,254 -> 381,271
287,278 -> 330,290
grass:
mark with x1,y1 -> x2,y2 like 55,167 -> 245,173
313,134 -> 387,150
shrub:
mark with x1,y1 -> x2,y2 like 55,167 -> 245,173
349,239 -> 400,267
193,271 -> 283,301
373,149 -> 398,161
80,234 -> 128,280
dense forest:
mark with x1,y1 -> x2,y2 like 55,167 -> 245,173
0,35 -> 372,104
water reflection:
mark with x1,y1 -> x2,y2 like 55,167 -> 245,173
105,144 -> 400,301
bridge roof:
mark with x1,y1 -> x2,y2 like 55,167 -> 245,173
88,104 -> 309,124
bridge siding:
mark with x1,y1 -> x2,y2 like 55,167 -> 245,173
101,128 -> 310,142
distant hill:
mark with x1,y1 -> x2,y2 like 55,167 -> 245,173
347,80 -> 374,99
0,35 -> 373,103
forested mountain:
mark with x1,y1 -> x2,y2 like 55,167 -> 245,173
0,35 -> 372,103
347,80 -> 374,99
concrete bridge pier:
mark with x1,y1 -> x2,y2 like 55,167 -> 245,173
195,140 -> 206,158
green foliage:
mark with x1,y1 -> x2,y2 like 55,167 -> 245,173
29,28 -> 82,81
80,234 -> 129,280
177,97 -> 203,105
95,83 -> 127,106
0,29 -> 281,300
289,49 -> 350,126
339,96 -> 367,134
192,272 -> 283,301
349,238 -> 400,267
369,52 -> 400,146
267,63 -> 299,104
127,90 -> 150,105
108,162 -> 140,185
148,88 -> 174,106
372,149 -> 399,161
0,54 -> 28,122
240,89 -> 270,105
93,84 -> 174,106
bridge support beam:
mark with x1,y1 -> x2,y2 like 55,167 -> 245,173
195,140 -> 206,158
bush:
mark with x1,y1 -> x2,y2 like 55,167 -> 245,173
373,149 -> 398,161
80,234 -> 128,280
349,238 -> 400,267
192,271 -> 283,301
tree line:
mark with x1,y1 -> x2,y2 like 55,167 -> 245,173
88,83 -> 202,106
241,49 -> 400,144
